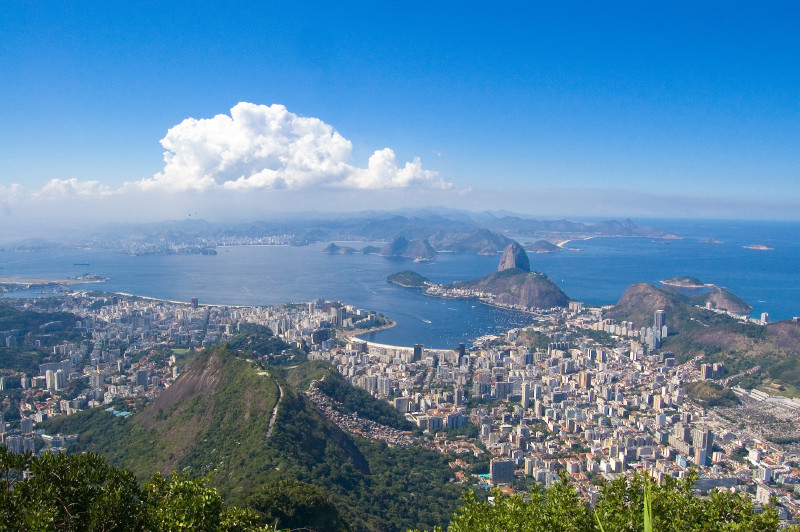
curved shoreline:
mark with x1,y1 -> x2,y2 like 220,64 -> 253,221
341,320 -> 397,343
345,321 -> 462,355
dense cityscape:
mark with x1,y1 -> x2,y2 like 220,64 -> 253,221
3,288 -> 799,525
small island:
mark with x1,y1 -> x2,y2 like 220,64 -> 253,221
700,238 -> 723,244
743,243 -> 773,250
525,239 -> 561,254
660,276 -> 707,289
360,245 -> 382,255
321,243 -> 357,254
379,236 -> 437,261
386,270 -> 432,289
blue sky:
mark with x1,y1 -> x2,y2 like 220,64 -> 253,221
1,1 -> 798,224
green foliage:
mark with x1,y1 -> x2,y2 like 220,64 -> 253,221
523,329 -> 551,350
247,479 -> 348,531
145,471 -> 265,531
442,474 -> 593,531
226,324 -> 305,365
594,470 -> 781,532
417,470 -> 789,532
43,352 -> 461,531
684,381 -> 740,408
286,361 -> 412,431
386,270 -> 431,289
572,328 -> 615,345
0,301 -> 85,376
0,300 -> 78,335
0,450 -> 269,531
0,348 -> 42,377
0,449 -> 148,531
62,377 -> 89,400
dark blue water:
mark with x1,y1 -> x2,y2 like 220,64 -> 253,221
1,219 -> 798,347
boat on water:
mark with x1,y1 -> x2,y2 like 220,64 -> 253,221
73,263 -> 90,266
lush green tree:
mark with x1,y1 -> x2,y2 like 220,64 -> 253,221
594,471 -> 782,532
413,471 -> 797,532
435,474 -> 593,532
0,449 -> 148,531
145,471 -> 269,531
247,479 -> 348,531
0,450 -> 270,532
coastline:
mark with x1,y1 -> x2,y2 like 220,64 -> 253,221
555,233 -> 681,248
555,236 -> 595,248
111,292 -> 258,309
340,320 -> 396,344
423,289 -> 539,316
344,320 -> 462,355
0,276 -> 106,285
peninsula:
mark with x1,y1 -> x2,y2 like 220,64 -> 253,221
389,242 -> 569,310
0,275 -> 107,292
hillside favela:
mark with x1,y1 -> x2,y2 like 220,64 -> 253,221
3,3 -> 800,531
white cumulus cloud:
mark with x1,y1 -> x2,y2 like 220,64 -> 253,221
34,178 -> 112,198
137,102 -> 448,192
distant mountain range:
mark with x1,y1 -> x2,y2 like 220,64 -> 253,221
2,209 -> 678,256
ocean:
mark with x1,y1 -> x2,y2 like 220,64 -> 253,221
1,219 -> 798,348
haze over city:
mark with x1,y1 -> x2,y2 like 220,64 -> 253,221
1,2 -> 798,233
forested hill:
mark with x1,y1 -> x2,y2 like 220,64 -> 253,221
42,345 -> 461,531
0,300 -> 84,376
607,281 -> 800,394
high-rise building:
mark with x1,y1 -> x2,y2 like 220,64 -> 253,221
694,448 -> 708,467
454,387 -> 464,406
413,344 -> 424,362
521,383 -> 531,408
136,369 -> 149,389
692,428 -> 714,456
654,310 -> 667,331
490,458 -> 515,484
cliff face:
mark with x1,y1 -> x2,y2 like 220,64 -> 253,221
379,236 -> 437,260
497,242 -> 531,272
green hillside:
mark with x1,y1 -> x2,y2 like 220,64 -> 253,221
283,360 -> 413,431
0,300 -> 85,376
43,347 -> 460,531
607,282 -> 800,396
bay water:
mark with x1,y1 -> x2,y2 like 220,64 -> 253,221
1,219 -> 798,348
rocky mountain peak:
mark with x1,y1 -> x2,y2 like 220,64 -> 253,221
498,242 -> 530,272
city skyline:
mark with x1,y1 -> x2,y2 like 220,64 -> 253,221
2,2 -> 799,228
